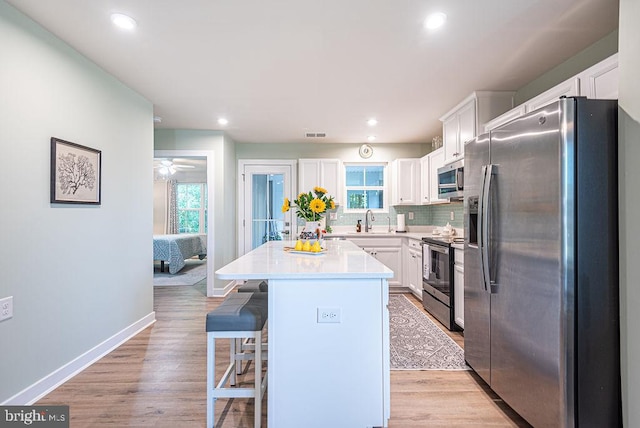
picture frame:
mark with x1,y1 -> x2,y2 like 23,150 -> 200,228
50,137 -> 102,205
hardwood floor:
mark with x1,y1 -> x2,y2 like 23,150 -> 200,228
38,286 -> 529,427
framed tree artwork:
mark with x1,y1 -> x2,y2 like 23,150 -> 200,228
50,137 -> 102,205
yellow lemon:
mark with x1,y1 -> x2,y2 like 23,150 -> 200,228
311,241 -> 322,252
302,240 -> 311,252
294,240 -> 303,251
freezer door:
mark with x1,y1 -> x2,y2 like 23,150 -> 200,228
487,102 -> 567,427
463,135 -> 491,384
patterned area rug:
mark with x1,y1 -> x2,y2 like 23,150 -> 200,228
153,259 -> 207,286
389,294 -> 469,370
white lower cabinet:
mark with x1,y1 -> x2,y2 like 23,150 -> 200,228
453,248 -> 464,329
365,247 -> 402,287
403,239 -> 423,299
348,238 -> 402,287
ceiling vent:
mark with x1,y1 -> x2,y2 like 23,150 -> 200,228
305,132 -> 326,138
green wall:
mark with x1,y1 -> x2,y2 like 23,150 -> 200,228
618,1 -> 638,425
0,1 -> 154,403
515,30 -> 619,105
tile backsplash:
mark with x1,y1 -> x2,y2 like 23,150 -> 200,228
327,202 -> 463,230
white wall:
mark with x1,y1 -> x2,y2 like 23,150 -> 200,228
0,1 -> 154,403
618,1 -> 639,425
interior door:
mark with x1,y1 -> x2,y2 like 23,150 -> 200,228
240,163 -> 294,255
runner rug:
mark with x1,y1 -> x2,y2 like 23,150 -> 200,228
389,294 -> 469,370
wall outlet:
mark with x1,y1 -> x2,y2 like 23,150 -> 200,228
450,211 -> 455,221
0,296 -> 13,322
317,307 -> 341,323
408,212 -> 414,220
329,212 -> 337,221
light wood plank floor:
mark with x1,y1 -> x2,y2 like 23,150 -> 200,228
38,286 -> 530,427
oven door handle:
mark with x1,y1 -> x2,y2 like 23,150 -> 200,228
429,245 -> 449,255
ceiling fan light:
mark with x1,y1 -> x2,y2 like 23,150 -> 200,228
159,167 -> 169,175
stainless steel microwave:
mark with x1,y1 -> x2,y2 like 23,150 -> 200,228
437,159 -> 464,200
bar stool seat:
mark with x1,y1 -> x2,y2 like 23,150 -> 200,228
236,279 -> 268,293
206,292 -> 268,428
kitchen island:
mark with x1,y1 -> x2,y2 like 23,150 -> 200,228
216,239 -> 392,428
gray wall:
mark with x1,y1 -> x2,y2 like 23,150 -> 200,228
0,1 -> 154,403
515,30 -> 619,105
618,1 -> 638,425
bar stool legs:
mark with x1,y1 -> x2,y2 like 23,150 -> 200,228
206,292 -> 268,427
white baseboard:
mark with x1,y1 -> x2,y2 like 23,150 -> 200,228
2,311 -> 156,405
210,280 -> 239,297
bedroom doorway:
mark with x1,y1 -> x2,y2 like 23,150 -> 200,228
154,150 -> 214,296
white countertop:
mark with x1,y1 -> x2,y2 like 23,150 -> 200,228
216,240 -> 393,280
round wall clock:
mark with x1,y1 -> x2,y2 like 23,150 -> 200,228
359,143 -> 373,159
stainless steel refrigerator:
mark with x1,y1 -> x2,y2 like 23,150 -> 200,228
464,97 -> 620,427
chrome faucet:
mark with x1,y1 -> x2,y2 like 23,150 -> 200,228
365,209 -> 375,232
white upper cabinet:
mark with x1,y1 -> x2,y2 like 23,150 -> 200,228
298,159 -> 342,206
391,158 -> 420,205
441,98 -> 474,165
484,105 -> 527,133
525,78 -> 580,112
440,91 -> 515,165
420,148 -> 446,205
577,53 -> 619,100
486,54 -> 619,132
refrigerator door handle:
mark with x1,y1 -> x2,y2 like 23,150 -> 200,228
481,164 -> 494,293
478,165 -> 488,291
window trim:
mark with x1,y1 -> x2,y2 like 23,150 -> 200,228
177,182 -> 207,234
343,162 -> 389,214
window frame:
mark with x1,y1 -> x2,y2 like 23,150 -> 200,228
343,162 -> 389,214
177,182 -> 207,234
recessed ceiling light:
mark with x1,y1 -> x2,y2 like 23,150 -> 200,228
111,13 -> 137,30
367,118 -> 378,127
424,12 -> 447,30
367,135 -> 376,142
217,118 -> 229,126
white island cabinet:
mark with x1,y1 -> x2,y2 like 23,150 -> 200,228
216,240 -> 391,428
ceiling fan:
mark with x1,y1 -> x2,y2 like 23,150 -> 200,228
154,158 -> 195,175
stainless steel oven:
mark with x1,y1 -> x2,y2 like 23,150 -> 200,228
422,237 -> 455,330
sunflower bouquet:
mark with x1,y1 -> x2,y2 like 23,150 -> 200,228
282,186 -> 335,222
